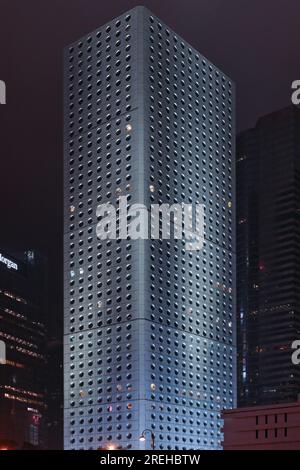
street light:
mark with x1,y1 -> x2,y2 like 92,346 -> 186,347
139,429 -> 155,450
0,440 -> 17,450
107,444 -> 116,450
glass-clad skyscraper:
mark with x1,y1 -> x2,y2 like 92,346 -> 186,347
64,6 -> 236,450
237,106 -> 300,407
0,249 -> 46,448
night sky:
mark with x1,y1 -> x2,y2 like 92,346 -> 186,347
0,0 -> 299,331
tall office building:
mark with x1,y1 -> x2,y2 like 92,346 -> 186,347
64,6 -> 236,450
237,106 -> 300,407
0,249 -> 47,448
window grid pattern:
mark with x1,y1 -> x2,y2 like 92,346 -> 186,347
142,11 -> 235,450
64,6 -> 236,451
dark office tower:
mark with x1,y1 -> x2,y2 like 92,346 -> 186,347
64,6 -> 236,450
237,106 -> 300,407
45,335 -> 63,449
0,249 -> 47,448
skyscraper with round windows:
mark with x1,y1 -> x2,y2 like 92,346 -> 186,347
64,6 -> 236,450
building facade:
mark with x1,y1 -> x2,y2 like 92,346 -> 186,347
237,106 -> 300,407
45,336 -> 63,449
64,6 -> 236,450
0,249 -> 47,448
222,395 -> 300,450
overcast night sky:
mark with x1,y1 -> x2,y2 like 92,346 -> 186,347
0,0 -> 299,329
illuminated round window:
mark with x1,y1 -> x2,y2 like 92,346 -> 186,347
149,185 -> 155,193
150,383 -> 156,391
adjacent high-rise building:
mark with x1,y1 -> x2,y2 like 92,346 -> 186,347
0,249 -> 47,448
237,106 -> 300,407
64,6 -> 236,450
45,335 -> 63,449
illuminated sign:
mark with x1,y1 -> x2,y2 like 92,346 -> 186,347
0,253 -> 18,271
